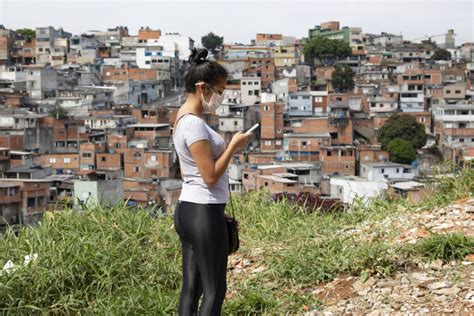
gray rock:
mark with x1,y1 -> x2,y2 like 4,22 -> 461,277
433,286 -> 461,295
427,281 -> 452,290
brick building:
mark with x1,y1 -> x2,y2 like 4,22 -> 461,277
260,102 -> 284,151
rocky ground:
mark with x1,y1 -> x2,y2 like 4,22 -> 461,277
305,197 -> 474,315
226,197 -> 474,314
306,260 -> 473,315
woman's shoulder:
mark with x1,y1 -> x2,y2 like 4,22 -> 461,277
182,114 -> 208,129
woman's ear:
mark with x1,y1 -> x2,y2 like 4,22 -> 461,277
195,82 -> 205,95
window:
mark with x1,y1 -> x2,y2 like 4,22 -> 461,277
64,157 -> 70,163
254,81 -> 259,85
248,90 -> 253,96
151,155 -> 156,162
244,173 -> 249,179
301,141 -> 307,146
381,168 -> 385,173
49,158 -> 57,163
455,90 -> 461,94
264,140 -> 271,146
242,82 -> 246,85
134,166 -> 140,172
101,156 -> 106,162
446,90 -> 451,94
133,152 -> 141,159
82,153 -> 92,158
7,187 -> 16,196
327,151 -> 332,156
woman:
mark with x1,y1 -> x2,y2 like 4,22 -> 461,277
172,47 -> 250,316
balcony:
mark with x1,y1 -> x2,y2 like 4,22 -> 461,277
0,195 -> 22,204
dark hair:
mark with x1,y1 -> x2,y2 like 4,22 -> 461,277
184,48 -> 228,93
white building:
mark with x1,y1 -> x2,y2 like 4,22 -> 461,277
83,114 -> 136,130
56,86 -> 114,117
158,33 -> 194,61
240,77 -> 261,105
26,67 -> 58,100
400,91 -> 425,112
372,32 -> 403,47
330,175 -> 388,205
271,78 -> 291,103
433,103 -> 474,148
360,162 -> 415,181
0,108 -> 45,129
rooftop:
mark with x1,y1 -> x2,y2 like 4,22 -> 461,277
128,123 -> 170,128
362,162 -> 412,168
258,175 -> 298,184
390,181 -> 425,191
284,132 -> 331,138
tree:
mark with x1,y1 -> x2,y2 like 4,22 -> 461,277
378,114 -> 427,150
331,65 -> 354,92
387,138 -> 417,164
432,49 -> 452,61
16,28 -> 36,40
50,105 -> 68,120
303,36 -> 352,66
201,32 -> 224,58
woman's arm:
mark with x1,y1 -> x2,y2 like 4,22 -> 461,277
189,131 -> 250,188
188,140 -> 233,187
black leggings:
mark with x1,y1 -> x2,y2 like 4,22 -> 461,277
173,200 -> 229,316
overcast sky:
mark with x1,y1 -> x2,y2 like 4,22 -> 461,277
1,0 -> 472,46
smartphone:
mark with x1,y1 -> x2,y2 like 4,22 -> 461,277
245,123 -> 259,134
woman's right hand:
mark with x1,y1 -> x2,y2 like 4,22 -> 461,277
229,131 -> 251,154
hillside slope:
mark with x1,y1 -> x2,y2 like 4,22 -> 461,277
0,168 -> 473,314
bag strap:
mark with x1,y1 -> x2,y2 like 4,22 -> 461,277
228,180 -> 236,219
173,112 -> 199,136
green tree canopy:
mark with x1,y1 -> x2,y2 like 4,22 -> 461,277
378,114 -> 427,150
303,36 -> 352,65
387,138 -> 417,164
50,105 -> 68,120
201,32 -> 224,58
16,28 -> 36,40
331,65 -> 355,93
432,49 -> 452,61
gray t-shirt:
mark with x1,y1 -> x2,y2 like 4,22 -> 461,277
173,113 -> 229,204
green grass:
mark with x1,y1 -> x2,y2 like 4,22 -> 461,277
0,165 -> 472,314
405,232 -> 474,263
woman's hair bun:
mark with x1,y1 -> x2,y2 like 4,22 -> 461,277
189,48 -> 208,66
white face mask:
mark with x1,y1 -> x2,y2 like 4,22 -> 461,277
197,83 -> 225,113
